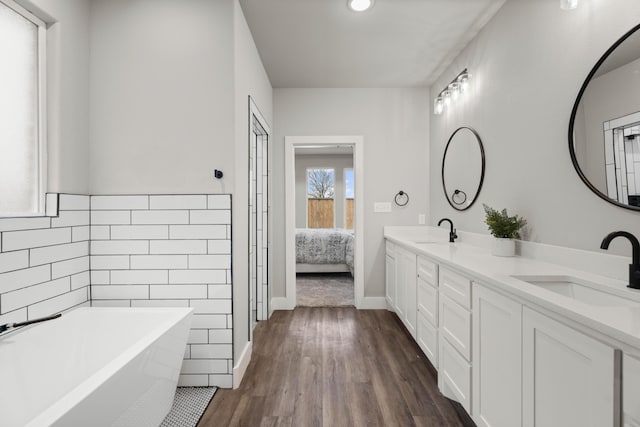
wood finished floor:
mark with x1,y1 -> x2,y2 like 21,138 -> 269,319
198,307 -> 469,427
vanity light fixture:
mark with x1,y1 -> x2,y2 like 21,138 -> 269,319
347,0 -> 374,12
433,68 -> 470,115
560,0 -> 578,10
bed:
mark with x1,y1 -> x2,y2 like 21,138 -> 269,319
296,228 -> 354,276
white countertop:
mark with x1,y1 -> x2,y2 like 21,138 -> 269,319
384,227 -> 640,353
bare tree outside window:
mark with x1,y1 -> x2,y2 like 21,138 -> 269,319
307,169 -> 335,199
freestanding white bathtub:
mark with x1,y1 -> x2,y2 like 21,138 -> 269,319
0,307 -> 193,427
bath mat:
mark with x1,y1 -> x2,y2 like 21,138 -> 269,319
160,387 -> 217,427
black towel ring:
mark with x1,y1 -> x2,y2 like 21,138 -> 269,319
452,189 -> 467,206
394,191 -> 409,207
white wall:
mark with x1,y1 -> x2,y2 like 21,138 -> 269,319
295,154 -> 353,229
21,0 -> 91,194
89,0 -> 235,195
273,88 -> 429,298
232,0 -> 273,372
429,0 -> 640,257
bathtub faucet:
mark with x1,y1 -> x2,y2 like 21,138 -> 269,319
0,313 -> 62,334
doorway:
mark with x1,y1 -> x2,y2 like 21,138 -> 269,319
249,97 -> 270,339
285,136 -> 364,309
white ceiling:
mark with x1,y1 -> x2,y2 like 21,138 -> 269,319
239,0 -> 506,88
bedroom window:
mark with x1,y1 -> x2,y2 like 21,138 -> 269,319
345,168 -> 354,229
307,168 -> 335,228
0,0 -> 46,217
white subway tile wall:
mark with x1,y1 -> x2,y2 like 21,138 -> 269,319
0,195 -> 91,325
89,194 -> 232,388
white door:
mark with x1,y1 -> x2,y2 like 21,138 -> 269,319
395,248 -> 406,319
523,307 -> 618,427
473,284 -> 522,427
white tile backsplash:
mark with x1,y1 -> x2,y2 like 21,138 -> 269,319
2,228 -> 72,252
91,195 -> 149,210
0,193 -> 231,389
87,194 -> 232,388
0,195 -> 90,322
0,250 -> 29,274
110,225 -> 169,240
132,210 -> 190,224
0,217 -> 51,232
150,195 -> 207,210
30,242 -> 89,266
150,240 -> 207,255
169,225 -> 226,240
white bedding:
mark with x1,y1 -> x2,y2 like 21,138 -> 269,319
296,228 -> 354,275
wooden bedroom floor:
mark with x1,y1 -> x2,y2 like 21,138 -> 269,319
198,307 -> 471,427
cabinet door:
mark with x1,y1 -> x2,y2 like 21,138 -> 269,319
523,307 -> 618,427
439,337 -> 471,413
402,250 -> 417,339
385,253 -> 396,310
472,284 -> 522,427
624,354 -> 640,427
417,310 -> 438,368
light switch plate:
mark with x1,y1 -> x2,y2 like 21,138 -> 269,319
374,202 -> 392,213
418,214 -> 426,225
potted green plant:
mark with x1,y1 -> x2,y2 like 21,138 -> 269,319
483,204 -> 527,256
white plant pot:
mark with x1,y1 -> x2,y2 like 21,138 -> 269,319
491,237 -> 516,257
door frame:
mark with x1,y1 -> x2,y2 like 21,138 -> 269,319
284,135 -> 364,308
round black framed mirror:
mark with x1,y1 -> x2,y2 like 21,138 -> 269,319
441,126 -> 486,211
569,23 -> 640,211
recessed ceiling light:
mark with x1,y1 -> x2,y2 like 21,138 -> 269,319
347,0 -> 374,12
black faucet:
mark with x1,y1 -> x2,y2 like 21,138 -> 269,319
438,218 -> 458,243
600,231 -> 640,289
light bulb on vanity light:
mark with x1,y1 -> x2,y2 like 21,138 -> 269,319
442,89 -> 452,107
457,72 -> 470,92
560,0 -> 578,10
434,97 -> 444,115
448,82 -> 461,100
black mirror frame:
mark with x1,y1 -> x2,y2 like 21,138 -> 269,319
441,126 -> 486,211
568,22 -> 640,212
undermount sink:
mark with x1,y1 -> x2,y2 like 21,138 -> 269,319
510,275 -> 640,308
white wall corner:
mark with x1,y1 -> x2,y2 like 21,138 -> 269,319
233,341 -> 253,389
270,297 -> 295,311
358,296 -> 388,310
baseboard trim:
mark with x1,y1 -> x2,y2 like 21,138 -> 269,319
271,297 -> 294,311
233,341 -> 252,389
358,296 -> 387,310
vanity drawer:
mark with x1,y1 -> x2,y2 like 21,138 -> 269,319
439,293 -> 471,361
417,276 -> 438,326
439,266 -> 472,310
417,256 -> 437,286
439,337 -> 471,414
417,311 -> 438,368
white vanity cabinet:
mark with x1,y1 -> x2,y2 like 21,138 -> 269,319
624,354 -> 640,427
417,256 -> 438,367
472,283 -> 522,427
523,307 -> 618,427
438,266 -> 473,413
385,242 -> 396,309
395,246 -> 417,338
